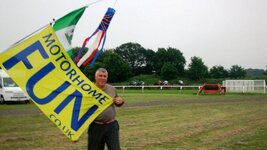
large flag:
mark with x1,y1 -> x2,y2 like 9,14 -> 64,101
0,26 -> 113,141
53,6 -> 87,58
75,7 -> 115,67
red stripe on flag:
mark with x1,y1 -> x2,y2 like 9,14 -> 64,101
82,49 -> 98,66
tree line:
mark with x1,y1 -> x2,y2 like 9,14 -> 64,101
72,42 -> 248,83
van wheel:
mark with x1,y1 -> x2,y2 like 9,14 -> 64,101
0,96 -> 5,104
25,100 -> 30,104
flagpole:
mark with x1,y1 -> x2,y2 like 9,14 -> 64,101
2,23 -> 50,53
86,0 -> 105,7
113,0 -> 118,8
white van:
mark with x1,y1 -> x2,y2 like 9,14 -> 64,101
0,70 -> 30,104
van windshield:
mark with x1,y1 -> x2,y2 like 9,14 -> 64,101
3,77 -> 18,87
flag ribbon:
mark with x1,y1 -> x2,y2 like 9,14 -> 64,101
75,7 -> 115,67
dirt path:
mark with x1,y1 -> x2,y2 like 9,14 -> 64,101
0,108 -> 42,117
0,96 -> 266,117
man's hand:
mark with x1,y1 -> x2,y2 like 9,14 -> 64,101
113,97 -> 124,107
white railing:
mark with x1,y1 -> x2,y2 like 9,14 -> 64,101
113,85 -> 267,94
114,85 -> 201,93
223,85 -> 266,94
223,80 -> 266,93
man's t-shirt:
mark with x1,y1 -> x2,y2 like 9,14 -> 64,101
94,84 -> 117,122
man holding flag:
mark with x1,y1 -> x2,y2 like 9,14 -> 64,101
88,68 -> 124,150
0,1 -> 122,145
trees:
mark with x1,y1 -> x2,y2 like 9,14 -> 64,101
209,65 -> 228,78
78,50 -> 132,83
114,42 -> 147,75
246,68 -> 266,77
70,43 -> 251,83
187,56 -> 208,81
154,47 -> 186,76
141,49 -> 156,74
229,65 -> 246,79
101,51 -> 133,83
113,44 -> 187,77
160,63 -> 178,80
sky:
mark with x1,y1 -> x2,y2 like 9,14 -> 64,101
1,0 -> 267,70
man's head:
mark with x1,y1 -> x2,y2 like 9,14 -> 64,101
95,68 -> 108,89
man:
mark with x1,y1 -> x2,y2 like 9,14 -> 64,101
88,68 -> 124,150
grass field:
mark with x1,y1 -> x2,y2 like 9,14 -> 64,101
0,91 -> 267,150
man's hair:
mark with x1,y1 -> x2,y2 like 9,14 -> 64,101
95,68 -> 108,76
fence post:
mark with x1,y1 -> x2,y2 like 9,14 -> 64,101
122,86 -> 125,93
142,86 -> 144,93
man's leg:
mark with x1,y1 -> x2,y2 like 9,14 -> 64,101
106,121 -> 120,150
88,123 -> 105,150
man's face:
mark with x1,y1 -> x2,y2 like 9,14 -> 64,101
95,71 -> 108,87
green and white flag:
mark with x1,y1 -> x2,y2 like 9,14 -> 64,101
53,6 -> 87,58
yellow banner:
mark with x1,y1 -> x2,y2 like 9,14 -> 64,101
0,26 -> 112,141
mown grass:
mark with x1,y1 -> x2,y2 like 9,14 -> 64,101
0,92 -> 266,150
